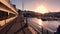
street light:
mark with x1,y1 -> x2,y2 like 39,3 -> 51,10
22,0 -> 24,11
22,0 -> 28,27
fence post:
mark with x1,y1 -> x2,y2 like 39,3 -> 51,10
47,30 -> 48,34
26,17 -> 28,27
5,19 -> 6,24
42,26 -> 43,34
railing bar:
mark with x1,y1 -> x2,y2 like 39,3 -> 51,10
29,23 -> 42,34
31,22 -> 54,33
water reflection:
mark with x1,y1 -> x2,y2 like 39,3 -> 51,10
28,18 -> 60,31
37,19 -> 43,25
43,21 -> 60,31
28,18 -> 43,25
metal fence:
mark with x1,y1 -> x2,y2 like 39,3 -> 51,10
26,17 -> 55,34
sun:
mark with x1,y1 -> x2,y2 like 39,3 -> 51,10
35,5 -> 48,14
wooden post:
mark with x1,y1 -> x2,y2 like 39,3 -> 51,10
42,26 -> 43,34
26,17 -> 28,27
5,19 -> 6,24
47,30 -> 48,34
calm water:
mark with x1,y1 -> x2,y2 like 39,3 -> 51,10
28,18 -> 60,32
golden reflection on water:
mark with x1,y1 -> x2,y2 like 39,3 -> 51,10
37,19 -> 43,25
29,18 -> 43,26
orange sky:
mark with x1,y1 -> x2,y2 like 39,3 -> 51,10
11,0 -> 60,12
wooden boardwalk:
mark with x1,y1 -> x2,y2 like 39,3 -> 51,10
0,16 -> 32,34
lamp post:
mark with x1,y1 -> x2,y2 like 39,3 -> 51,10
22,0 -> 24,11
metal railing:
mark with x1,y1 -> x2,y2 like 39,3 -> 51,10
25,17 -> 55,34
29,22 -> 55,34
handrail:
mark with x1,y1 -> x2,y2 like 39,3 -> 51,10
0,17 -> 17,34
5,18 -> 17,34
29,23 -> 42,34
24,17 -> 42,34
35,22 -> 54,32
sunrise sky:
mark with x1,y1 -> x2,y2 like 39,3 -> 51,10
10,0 -> 60,12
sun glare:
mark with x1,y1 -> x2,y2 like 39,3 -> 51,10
35,5 -> 48,14
38,19 -> 42,25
